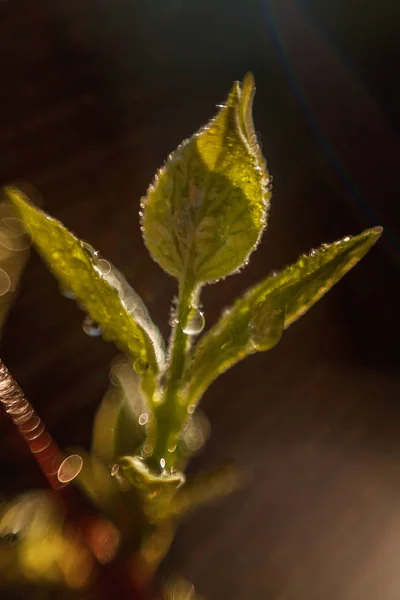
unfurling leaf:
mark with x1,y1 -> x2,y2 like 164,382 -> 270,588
117,456 -> 185,492
183,227 -> 382,407
4,186 -> 165,393
141,73 -> 270,285
92,357 -> 149,463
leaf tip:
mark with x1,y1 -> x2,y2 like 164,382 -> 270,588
370,225 -> 383,237
242,71 -> 255,89
2,184 -> 19,201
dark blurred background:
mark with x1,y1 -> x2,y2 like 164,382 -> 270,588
0,1 -> 399,598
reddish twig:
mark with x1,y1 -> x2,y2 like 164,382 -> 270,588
0,358 -> 65,490
0,359 -> 162,599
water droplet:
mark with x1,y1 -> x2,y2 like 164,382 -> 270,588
187,404 -> 195,415
169,307 -> 179,327
250,307 -> 284,351
138,413 -> 149,426
167,444 -> 177,453
128,337 -> 141,352
133,357 -> 149,374
97,258 -> 111,275
81,242 -> 98,260
59,285 -> 76,300
57,454 -> 83,483
183,308 -> 205,335
160,458 -> 166,469
110,464 -> 119,476
82,315 -> 102,337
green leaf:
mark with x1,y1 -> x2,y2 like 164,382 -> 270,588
117,456 -> 185,492
4,186 -> 166,392
154,462 -> 240,523
92,357 -> 149,463
183,227 -> 382,407
141,73 -> 270,285
116,456 -> 185,521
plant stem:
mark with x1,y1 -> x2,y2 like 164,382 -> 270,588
0,359 -> 66,490
153,275 -> 195,467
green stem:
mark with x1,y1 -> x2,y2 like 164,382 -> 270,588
153,275 -> 196,467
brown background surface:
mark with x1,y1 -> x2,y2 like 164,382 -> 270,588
0,1 -> 399,598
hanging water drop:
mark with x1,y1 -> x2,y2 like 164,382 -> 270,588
182,308 -> 205,335
133,357 -> 149,374
169,308 -> 178,327
82,315 -> 102,337
59,285 -> 76,300
81,242 -> 98,260
250,306 -> 285,351
97,258 -> 111,275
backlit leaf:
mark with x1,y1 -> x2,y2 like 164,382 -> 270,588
4,186 -> 165,393
154,462 -> 240,523
141,73 -> 270,285
183,227 -> 382,407
117,456 -> 185,492
92,357 -> 149,462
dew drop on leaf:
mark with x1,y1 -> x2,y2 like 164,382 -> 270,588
133,357 -> 149,374
81,242 -> 98,260
169,307 -> 179,327
82,315 -> 102,337
59,285 -> 76,300
250,307 -> 284,351
183,308 -> 205,335
96,258 -> 112,275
